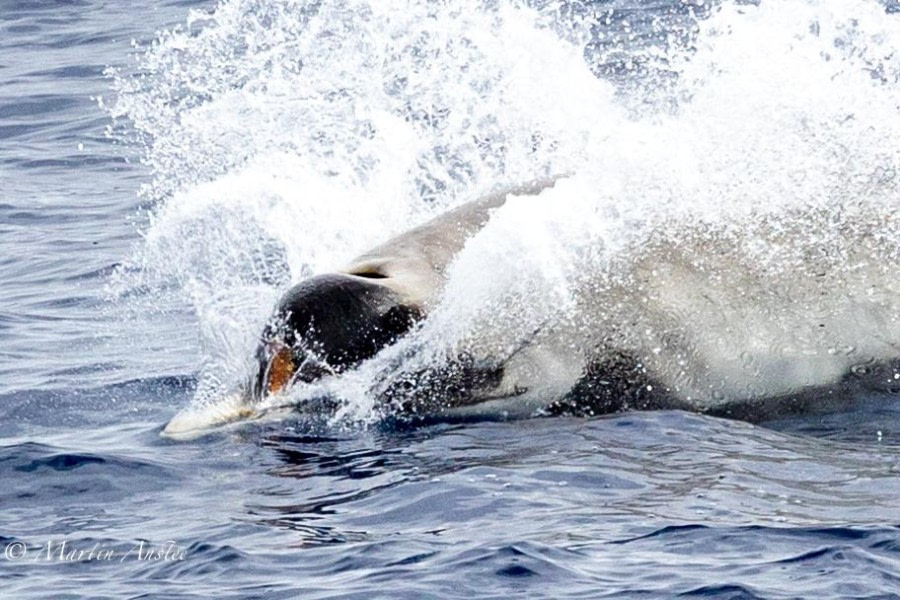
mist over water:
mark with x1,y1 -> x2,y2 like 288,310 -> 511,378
109,0 -> 900,421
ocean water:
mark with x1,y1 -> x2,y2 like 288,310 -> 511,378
2,0 -> 900,598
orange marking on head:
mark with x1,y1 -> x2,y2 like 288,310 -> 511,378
266,346 -> 295,395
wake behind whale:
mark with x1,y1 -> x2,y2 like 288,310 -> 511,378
104,0 -> 900,435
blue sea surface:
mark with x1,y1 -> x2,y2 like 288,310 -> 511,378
2,1 -> 900,599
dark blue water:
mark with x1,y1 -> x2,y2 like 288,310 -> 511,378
2,1 -> 900,598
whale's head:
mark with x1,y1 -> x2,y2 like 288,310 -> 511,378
252,273 -> 422,400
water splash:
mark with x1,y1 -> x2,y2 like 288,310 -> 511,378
109,0 -> 900,426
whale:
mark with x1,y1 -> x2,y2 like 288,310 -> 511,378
163,177 -> 900,437
249,177 -> 900,420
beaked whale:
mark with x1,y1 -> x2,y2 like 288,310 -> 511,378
163,177 -> 900,436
